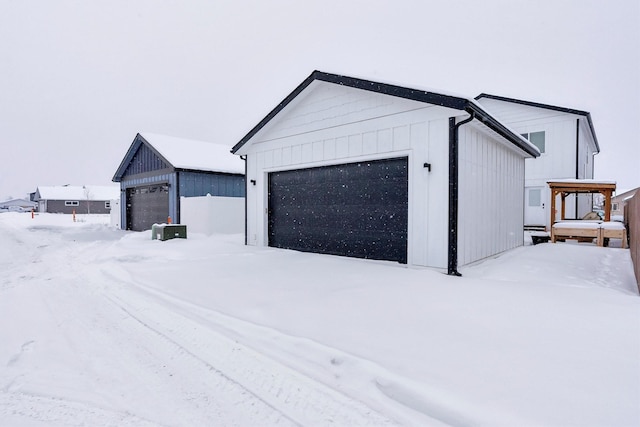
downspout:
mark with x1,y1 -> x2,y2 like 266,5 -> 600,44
175,172 -> 180,224
240,155 -> 248,245
575,119 -> 580,218
448,111 -> 475,276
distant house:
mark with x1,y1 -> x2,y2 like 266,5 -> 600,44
232,71 -> 539,274
33,185 -> 120,214
612,188 -> 639,218
0,198 -> 37,211
112,133 -> 245,231
475,94 -> 600,229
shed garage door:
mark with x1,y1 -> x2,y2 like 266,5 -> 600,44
126,184 -> 169,231
268,157 -> 408,263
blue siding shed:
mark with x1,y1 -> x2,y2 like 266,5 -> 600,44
113,133 -> 245,231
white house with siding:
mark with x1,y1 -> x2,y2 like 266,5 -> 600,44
611,187 -> 639,218
232,71 -> 539,274
475,94 -> 600,230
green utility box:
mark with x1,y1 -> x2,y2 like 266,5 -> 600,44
152,224 -> 187,241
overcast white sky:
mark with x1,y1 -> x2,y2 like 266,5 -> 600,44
1,0 -> 638,200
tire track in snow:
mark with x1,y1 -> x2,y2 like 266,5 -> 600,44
1,231 -> 296,426
104,282 -> 396,426
0,390 -> 160,427
103,292 -> 301,426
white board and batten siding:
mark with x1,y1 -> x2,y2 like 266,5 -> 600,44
242,81 -> 463,269
240,80 -> 531,270
477,97 -> 598,227
457,124 -> 525,266
477,99 -> 582,179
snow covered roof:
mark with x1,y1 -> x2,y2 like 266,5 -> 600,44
231,70 -> 540,158
139,133 -> 244,174
0,198 -> 37,207
613,187 -> 639,200
113,133 -> 244,182
35,185 -> 120,201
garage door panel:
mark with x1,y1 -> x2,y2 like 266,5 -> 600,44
126,184 -> 169,231
268,157 -> 408,263
270,228 -> 405,261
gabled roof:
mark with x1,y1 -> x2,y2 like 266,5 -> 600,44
231,71 -> 540,157
475,93 -> 600,153
113,133 -> 244,182
35,185 -> 120,201
612,187 -> 639,200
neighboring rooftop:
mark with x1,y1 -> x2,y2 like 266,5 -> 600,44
34,185 -> 120,201
113,133 -> 244,183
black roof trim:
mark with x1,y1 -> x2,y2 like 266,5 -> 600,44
466,102 -> 540,157
173,167 -> 244,177
314,71 -> 469,110
475,93 -> 600,152
231,71 -> 539,157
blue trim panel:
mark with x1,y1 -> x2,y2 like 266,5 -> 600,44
122,143 -> 169,177
178,171 -> 245,198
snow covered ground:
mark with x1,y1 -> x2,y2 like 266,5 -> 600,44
1,212 -> 638,426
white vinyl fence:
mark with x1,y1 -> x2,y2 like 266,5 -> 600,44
110,199 -> 121,228
180,195 -> 244,235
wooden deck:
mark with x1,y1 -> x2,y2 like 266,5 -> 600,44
552,221 -> 627,248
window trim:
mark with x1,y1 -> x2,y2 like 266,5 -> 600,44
521,131 -> 546,154
64,201 -> 80,207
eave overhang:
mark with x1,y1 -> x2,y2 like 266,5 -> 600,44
475,93 -> 600,153
231,71 -> 539,158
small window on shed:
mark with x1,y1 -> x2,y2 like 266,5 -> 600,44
528,189 -> 541,207
65,201 -> 79,206
521,131 -> 545,153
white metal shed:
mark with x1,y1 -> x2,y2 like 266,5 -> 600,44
232,71 -> 539,274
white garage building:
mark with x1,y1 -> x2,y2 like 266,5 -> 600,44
232,71 -> 539,274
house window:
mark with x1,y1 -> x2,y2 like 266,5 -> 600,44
65,201 -> 79,206
105,201 -> 111,209
521,131 -> 545,153
612,203 -> 619,211
528,189 -> 542,206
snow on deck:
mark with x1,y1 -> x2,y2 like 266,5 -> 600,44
601,221 -> 626,230
553,221 -> 601,229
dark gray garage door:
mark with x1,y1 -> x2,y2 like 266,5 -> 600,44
126,184 -> 170,231
268,157 -> 408,263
